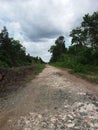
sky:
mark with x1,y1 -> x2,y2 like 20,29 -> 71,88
0,0 -> 98,62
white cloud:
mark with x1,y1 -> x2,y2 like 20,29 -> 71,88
0,0 -> 98,61
23,38 -> 54,62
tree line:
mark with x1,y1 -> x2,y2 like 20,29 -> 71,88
0,27 -> 44,67
49,12 -> 98,73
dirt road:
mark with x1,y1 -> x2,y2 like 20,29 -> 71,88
0,65 -> 98,130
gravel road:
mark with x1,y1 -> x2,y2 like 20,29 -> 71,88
0,65 -> 98,130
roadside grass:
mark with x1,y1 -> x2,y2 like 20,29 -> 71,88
34,64 -> 45,74
23,64 -> 45,82
0,64 -> 45,94
70,71 -> 98,83
51,62 -> 98,84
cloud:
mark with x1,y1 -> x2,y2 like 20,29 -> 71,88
23,38 -> 54,62
0,0 -> 98,61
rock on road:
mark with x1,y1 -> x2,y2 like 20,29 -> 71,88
0,65 -> 98,130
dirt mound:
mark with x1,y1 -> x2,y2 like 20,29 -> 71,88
0,66 -> 36,93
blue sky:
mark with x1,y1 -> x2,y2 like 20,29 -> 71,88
0,0 -> 98,62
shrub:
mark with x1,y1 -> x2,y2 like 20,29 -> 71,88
73,64 -> 86,73
0,61 -> 9,68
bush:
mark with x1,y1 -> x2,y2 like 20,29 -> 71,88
73,64 -> 86,73
0,61 -> 9,68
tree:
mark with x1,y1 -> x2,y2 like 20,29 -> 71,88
69,12 -> 98,65
0,26 -> 10,44
82,12 -> 98,50
49,36 -> 67,62
55,36 -> 66,53
70,27 -> 86,46
0,27 -> 33,67
1,26 -> 9,39
70,12 -> 98,50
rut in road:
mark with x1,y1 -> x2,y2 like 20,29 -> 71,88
0,65 -> 98,130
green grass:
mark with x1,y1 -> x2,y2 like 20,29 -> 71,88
51,62 -> 72,68
35,64 -> 45,74
51,61 -> 98,84
23,64 -> 45,83
74,72 -> 98,83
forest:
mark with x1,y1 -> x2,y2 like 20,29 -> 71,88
0,27 -> 45,89
49,12 -> 98,82
0,27 -> 44,68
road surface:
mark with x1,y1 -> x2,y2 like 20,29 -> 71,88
0,65 -> 98,130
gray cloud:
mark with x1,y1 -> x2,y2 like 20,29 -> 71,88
0,0 -> 98,61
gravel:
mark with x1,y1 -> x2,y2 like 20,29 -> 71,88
0,65 -> 98,130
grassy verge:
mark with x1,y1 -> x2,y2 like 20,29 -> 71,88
70,71 -> 98,83
0,64 -> 45,94
51,62 -> 98,83
35,64 -> 45,74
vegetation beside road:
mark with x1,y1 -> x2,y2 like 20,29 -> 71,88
0,27 -> 45,93
0,26 -> 44,68
51,62 -> 98,83
35,64 -> 45,74
0,64 -> 45,94
49,12 -> 98,83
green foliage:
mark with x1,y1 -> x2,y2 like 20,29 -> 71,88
0,61 -> 9,67
70,27 -> 86,45
0,27 -> 44,68
49,36 -> 67,62
49,12 -> 98,79
35,64 -> 45,74
70,12 -> 98,49
72,64 -> 86,73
